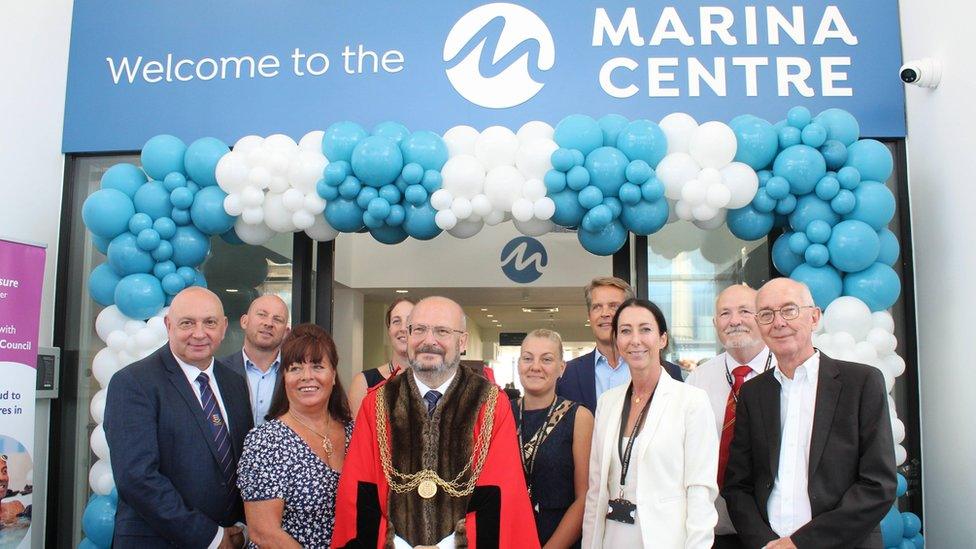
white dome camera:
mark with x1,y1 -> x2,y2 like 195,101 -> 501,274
900,58 -> 941,88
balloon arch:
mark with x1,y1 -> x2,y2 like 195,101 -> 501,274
78,108 -> 922,548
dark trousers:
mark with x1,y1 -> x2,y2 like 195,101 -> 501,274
713,533 -> 746,549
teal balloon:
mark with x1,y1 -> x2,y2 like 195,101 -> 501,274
902,512 -> 922,538
372,121 -> 410,144
351,135 -> 404,187
790,194 -> 839,232
82,495 -> 117,548
789,232 -> 811,255
550,189 -> 585,227
367,197 -> 392,220
806,219 -> 832,244
161,272 -> 186,295
752,188 -> 776,213
544,170 -> 567,193
128,213 -> 153,235
585,146 -> 629,197
318,180 -> 339,201
141,134 -> 187,181
727,205 -> 775,240
615,119 -> 668,167
896,474 -> 908,497
880,506 -> 904,547
169,226 -> 210,267
325,198 -> 366,232
107,233 -> 154,275
93,234 -> 110,255
790,263 -> 843,308
177,266 -> 197,285
828,220 -> 880,272
404,184 -> 427,206
831,189 -> 857,215
625,160 -> 652,185
566,165 -> 590,191
846,139 -> 893,182
578,186 -> 604,210
378,184 -> 401,204
370,224 -> 409,244
618,183 -> 642,205
581,204 -> 613,231
911,534 -> 924,549
323,160 -> 351,186
775,195 -> 797,215
421,169 -> 442,192
801,122 -> 827,148
598,114 -> 629,146
878,228 -> 900,265
153,260 -> 176,279
604,197 -> 622,219
100,163 -> 147,198
772,232 -> 804,276
843,262 -> 901,311
114,273 -> 165,320
620,199 -> 668,235
787,106 -> 812,128
550,148 -> 576,172
400,130 -> 449,171
401,162 -> 424,185
765,176 -> 790,200
79,538 -> 100,549
554,114 -> 604,155
339,176 -> 362,199
403,203 -> 442,240
183,137 -> 229,187
171,208 -> 191,226
778,126 -> 801,149
220,228 -> 244,245
190,186 -> 234,235
804,243 -> 829,267
387,204 -> 406,226
83,188 -> 136,239
815,175 -> 841,201
356,187 -> 380,209
641,178 -> 665,202
820,140 -> 848,170
848,181 -> 896,230
730,115 -> 778,170
837,166 -> 861,189
152,240 -> 173,261
578,220 -> 628,256
133,181 -> 173,220
814,108 -> 860,146
169,187 -> 193,209
136,228 -> 161,251
571,149 -> 585,166
89,263 -> 121,306
363,212 -> 383,230
773,144 -> 827,195
323,121 -> 368,163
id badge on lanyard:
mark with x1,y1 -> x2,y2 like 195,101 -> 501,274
606,383 -> 652,525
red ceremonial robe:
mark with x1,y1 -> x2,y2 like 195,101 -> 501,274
333,367 -> 539,549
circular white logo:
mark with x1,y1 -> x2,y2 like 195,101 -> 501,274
443,3 -> 555,109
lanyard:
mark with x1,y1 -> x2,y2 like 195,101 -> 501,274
517,395 -> 559,482
616,383 -> 653,493
724,352 -> 773,403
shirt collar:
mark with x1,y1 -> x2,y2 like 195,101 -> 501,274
174,353 -> 215,386
242,348 -> 281,373
726,347 -> 773,376
773,349 -> 820,384
413,370 -> 456,397
594,347 -> 624,369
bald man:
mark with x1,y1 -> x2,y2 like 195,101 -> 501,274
333,297 -> 539,549
104,287 -> 253,548
722,279 -> 895,549
222,294 -> 289,426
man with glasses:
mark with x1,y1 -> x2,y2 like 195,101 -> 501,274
0,453 -> 27,526
334,296 -> 538,549
723,278 -> 896,549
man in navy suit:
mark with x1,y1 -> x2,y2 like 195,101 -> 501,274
556,276 -> 683,411
104,286 -> 253,548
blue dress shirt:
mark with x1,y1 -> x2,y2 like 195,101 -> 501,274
243,350 -> 280,426
594,348 -> 630,400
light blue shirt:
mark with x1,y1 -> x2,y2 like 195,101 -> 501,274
594,348 -> 630,399
242,349 -> 280,427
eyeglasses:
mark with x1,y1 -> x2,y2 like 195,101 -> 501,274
755,305 -> 816,325
408,324 -> 465,339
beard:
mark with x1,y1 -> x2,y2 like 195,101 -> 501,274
409,344 -> 460,374
723,329 -> 762,350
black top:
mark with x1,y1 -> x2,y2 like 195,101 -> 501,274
362,367 -> 386,388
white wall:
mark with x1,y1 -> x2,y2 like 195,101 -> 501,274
900,1 -> 976,546
0,2 -> 73,347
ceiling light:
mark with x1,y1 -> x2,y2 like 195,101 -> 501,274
486,314 -> 494,318
395,289 -> 409,294
480,308 -> 488,311
226,289 -> 238,293
491,319 -> 498,322
522,307 -> 559,313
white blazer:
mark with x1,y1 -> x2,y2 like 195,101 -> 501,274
582,372 -> 719,549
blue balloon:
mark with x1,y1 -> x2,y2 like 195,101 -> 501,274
183,137 -> 229,187
550,148 -> 576,172
378,184 -> 401,205
828,220 -> 881,272
727,205 -> 775,240
578,186 -> 604,210
878,228 -> 900,266
83,188 -> 136,240
787,106 -> 812,128
582,204 -> 613,231
79,538 -> 100,549
161,272 -> 187,295
837,166 -> 861,189
171,208 -> 191,226
730,115 -> 778,170
82,495 -> 117,548
136,228 -> 161,251
338,176 -> 362,199
322,121 -> 368,163
544,170 -> 568,193
100,163 -> 147,198
566,165 -> 591,191
133,181 -> 173,220
801,122 -> 827,148
831,189 -> 857,215
778,126 -> 802,149
387,204 -> 406,226
400,131 -> 449,171
790,263 -> 843,308
880,506 -> 905,548
128,212 -> 153,235
620,199 -> 668,235
843,262 -> 901,311
92,234 -> 111,255
186,180 -> 199,194
641,178 -> 665,202
775,195 -> 798,215
220,228 -> 244,245
404,184 -> 428,206
765,176 -> 791,200
806,219 -> 832,244
598,114 -> 629,146
615,119 -> 668,167
911,534 -> 925,549
790,194 -> 840,232
372,121 -> 410,144
789,232 -> 811,255
618,182 -> 642,205
902,512 -> 922,538
625,160 -> 653,185
815,175 -> 841,201
370,224 -> 409,244
604,197 -> 622,219
403,203 -> 442,240
325,198 -> 366,232
107,233 -> 155,275
578,220 -> 628,256
805,243 -> 830,267
114,273 -> 166,320
169,187 -> 194,209
846,139 -> 893,183
362,212 -> 384,229
772,232 -> 804,276
421,169 -> 443,192
752,188 -> 777,214
153,260 -> 177,279
169,226 -> 210,267
554,114 -> 604,155
177,266 -> 198,285
190,186 -> 235,235
550,189 -> 585,227
896,473 -> 908,497
351,135 -> 404,187
848,181 -> 896,230
323,160 -> 351,186
194,270 -> 209,288
356,187 -> 380,209
401,162 -> 424,185
814,108 -> 860,146
367,197 -> 392,220
152,240 -> 174,261
141,134 -> 187,181
571,149 -> 585,166
820,140 -> 849,170
318,180 -> 339,201
773,144 -> 827,195
585,147 -> 629,197
88,263 -> 121,306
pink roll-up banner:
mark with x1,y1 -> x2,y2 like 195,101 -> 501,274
0,237 -> 45,548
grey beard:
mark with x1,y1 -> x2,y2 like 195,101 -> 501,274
410,354 -> 460,388
725,336 -> 763,350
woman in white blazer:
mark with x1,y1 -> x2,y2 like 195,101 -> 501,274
582,298 -> 719,549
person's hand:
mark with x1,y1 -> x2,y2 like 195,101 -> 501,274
764,537 -> 797,549
218,526 -> 245,549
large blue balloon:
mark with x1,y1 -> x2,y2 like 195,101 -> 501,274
772,232 -> 804,276
372,121 -> 410,144
141,134 -> 187,181
325,198 -> 366,232
620,199 -> 668,235
550,189 -> 586,227
730,115 -> 779,170
827,220 -> 880,273
107,233 -> 154,275
902,512 -> 922,538
370,224 -> 409,244
183,137 -> 229,187
877,228 -> 901,266
133,181 -> 173,220
351,135 -> 404,187
88,263 -> 121,306
848,181 -> 896,230
190,186 -> 235,235
790,263 -> 843,308
403,203 -> 442,240
323,121 -> 368,163
115,273 -> 165,319
82,495 -> 117,548
846,139 -> 893,183
400,130 -> 449,171
880,506 -> 905,548
554,114 -> 604,155
615,119 -> 668,167
598,114 -> 629,146
584,147 -> 629,198
773,144 -> 827,195
578,220 -> 628,256
843,262 -> 901,311
78,538 -> 101,549
727,205 -> 775,240
93,234 -> 111,255
813,108 -> 860,146
790,194 -> 840,232
100,163 -> 147,198
83,188 -> 136,239
169,226 -> 211,267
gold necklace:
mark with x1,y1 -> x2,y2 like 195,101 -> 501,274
288,411 -> 334,457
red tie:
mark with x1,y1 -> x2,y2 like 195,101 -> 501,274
718,365 -> 752,488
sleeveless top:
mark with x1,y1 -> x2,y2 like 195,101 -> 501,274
363,363 -> 396,388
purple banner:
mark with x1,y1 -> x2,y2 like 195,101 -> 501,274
0,239 -> 46,367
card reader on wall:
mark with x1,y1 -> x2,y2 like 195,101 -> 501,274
36,346 -> 60,399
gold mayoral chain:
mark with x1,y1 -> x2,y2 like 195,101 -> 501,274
375,384 -> 499,500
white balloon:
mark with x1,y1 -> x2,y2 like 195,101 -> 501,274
451,197 -> 473,220
872,311 -> 895,334
90,389 -> 107,424
282,188 -> 305,212
124,320 -> 145,335
215,151 -> 249,193
304,215 -> 339,242
430,189 -> 455,211
443,125 -> 480,157
287,150 -> 328,194
692,208 -> 727,230
234,219 -> 275,245
263,192 -> 297,233
116,350 -> 135,368
484,165 -> 525,211
233,134 -> 264,154
135,327 -> 158,350
241,207 -> 265,225
689,121 -> 737,169
264,133 -> 298,151
720,162 -> 761,209
854,341 -> 879,363
705,183 -> 733,208
267,151 -> 291,177
832,331 -> 857,351
894,444 -> 907,465
91,424 -> 110,460
223,193 -> 244,216
515,139 -> 558,180
659,112 -> 699,154
92,348 -> 119,387
516,121 -> 555,145
471,194 -> 493,217
674,200 -> 694,221
691,203 -> 718,221
680,178 -> 707,205
106,330 -> 127,351
884,354 -> 906,378
292,210 -> 315,230
514,218 -> 554,236
247,146 -> 271,168
124,335 -> 140,355
891,418 -> 905,444
89,459 -> 115,495
866,328 -> 898,356
95,306 -> 129,342
441,155 -> 486,199
435,209 -> 458,230
824,296 -> 874,341
298,130 -> 325,153
448,218 -> 485,239
247,166 -> 272,190
657,153 -> 701,200
475,126 -> 520,170
241,185 -> 265,208
511,198 -> 535,222
484,210 -> 507,226
147,314 -> 167,338
533,197 -> 556,220
303,193 -> 327,215
267,175 -> 291,194
522,178 -> 547,202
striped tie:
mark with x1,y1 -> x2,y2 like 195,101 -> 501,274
196,372 -> 235,483
718,365 -> 752,488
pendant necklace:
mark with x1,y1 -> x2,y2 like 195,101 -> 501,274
289,412 -> 334,457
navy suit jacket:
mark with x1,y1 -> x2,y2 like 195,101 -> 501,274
556,349 -> 684,412
221,349 -> 284,423
104,345 -> 253,548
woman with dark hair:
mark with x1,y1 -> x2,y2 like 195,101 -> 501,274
237,323 -> 352,548
348,297 -> 415,417
582,298 -> 719,548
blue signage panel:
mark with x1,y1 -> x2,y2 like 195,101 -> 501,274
63,1 -> 905,152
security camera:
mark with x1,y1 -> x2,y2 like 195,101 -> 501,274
900,58 -> 941,88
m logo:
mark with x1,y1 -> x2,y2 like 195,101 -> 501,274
443,3 -> 555,109
500,237 -> 548,284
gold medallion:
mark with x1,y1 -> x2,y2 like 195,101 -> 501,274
418,479 -> 438,499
